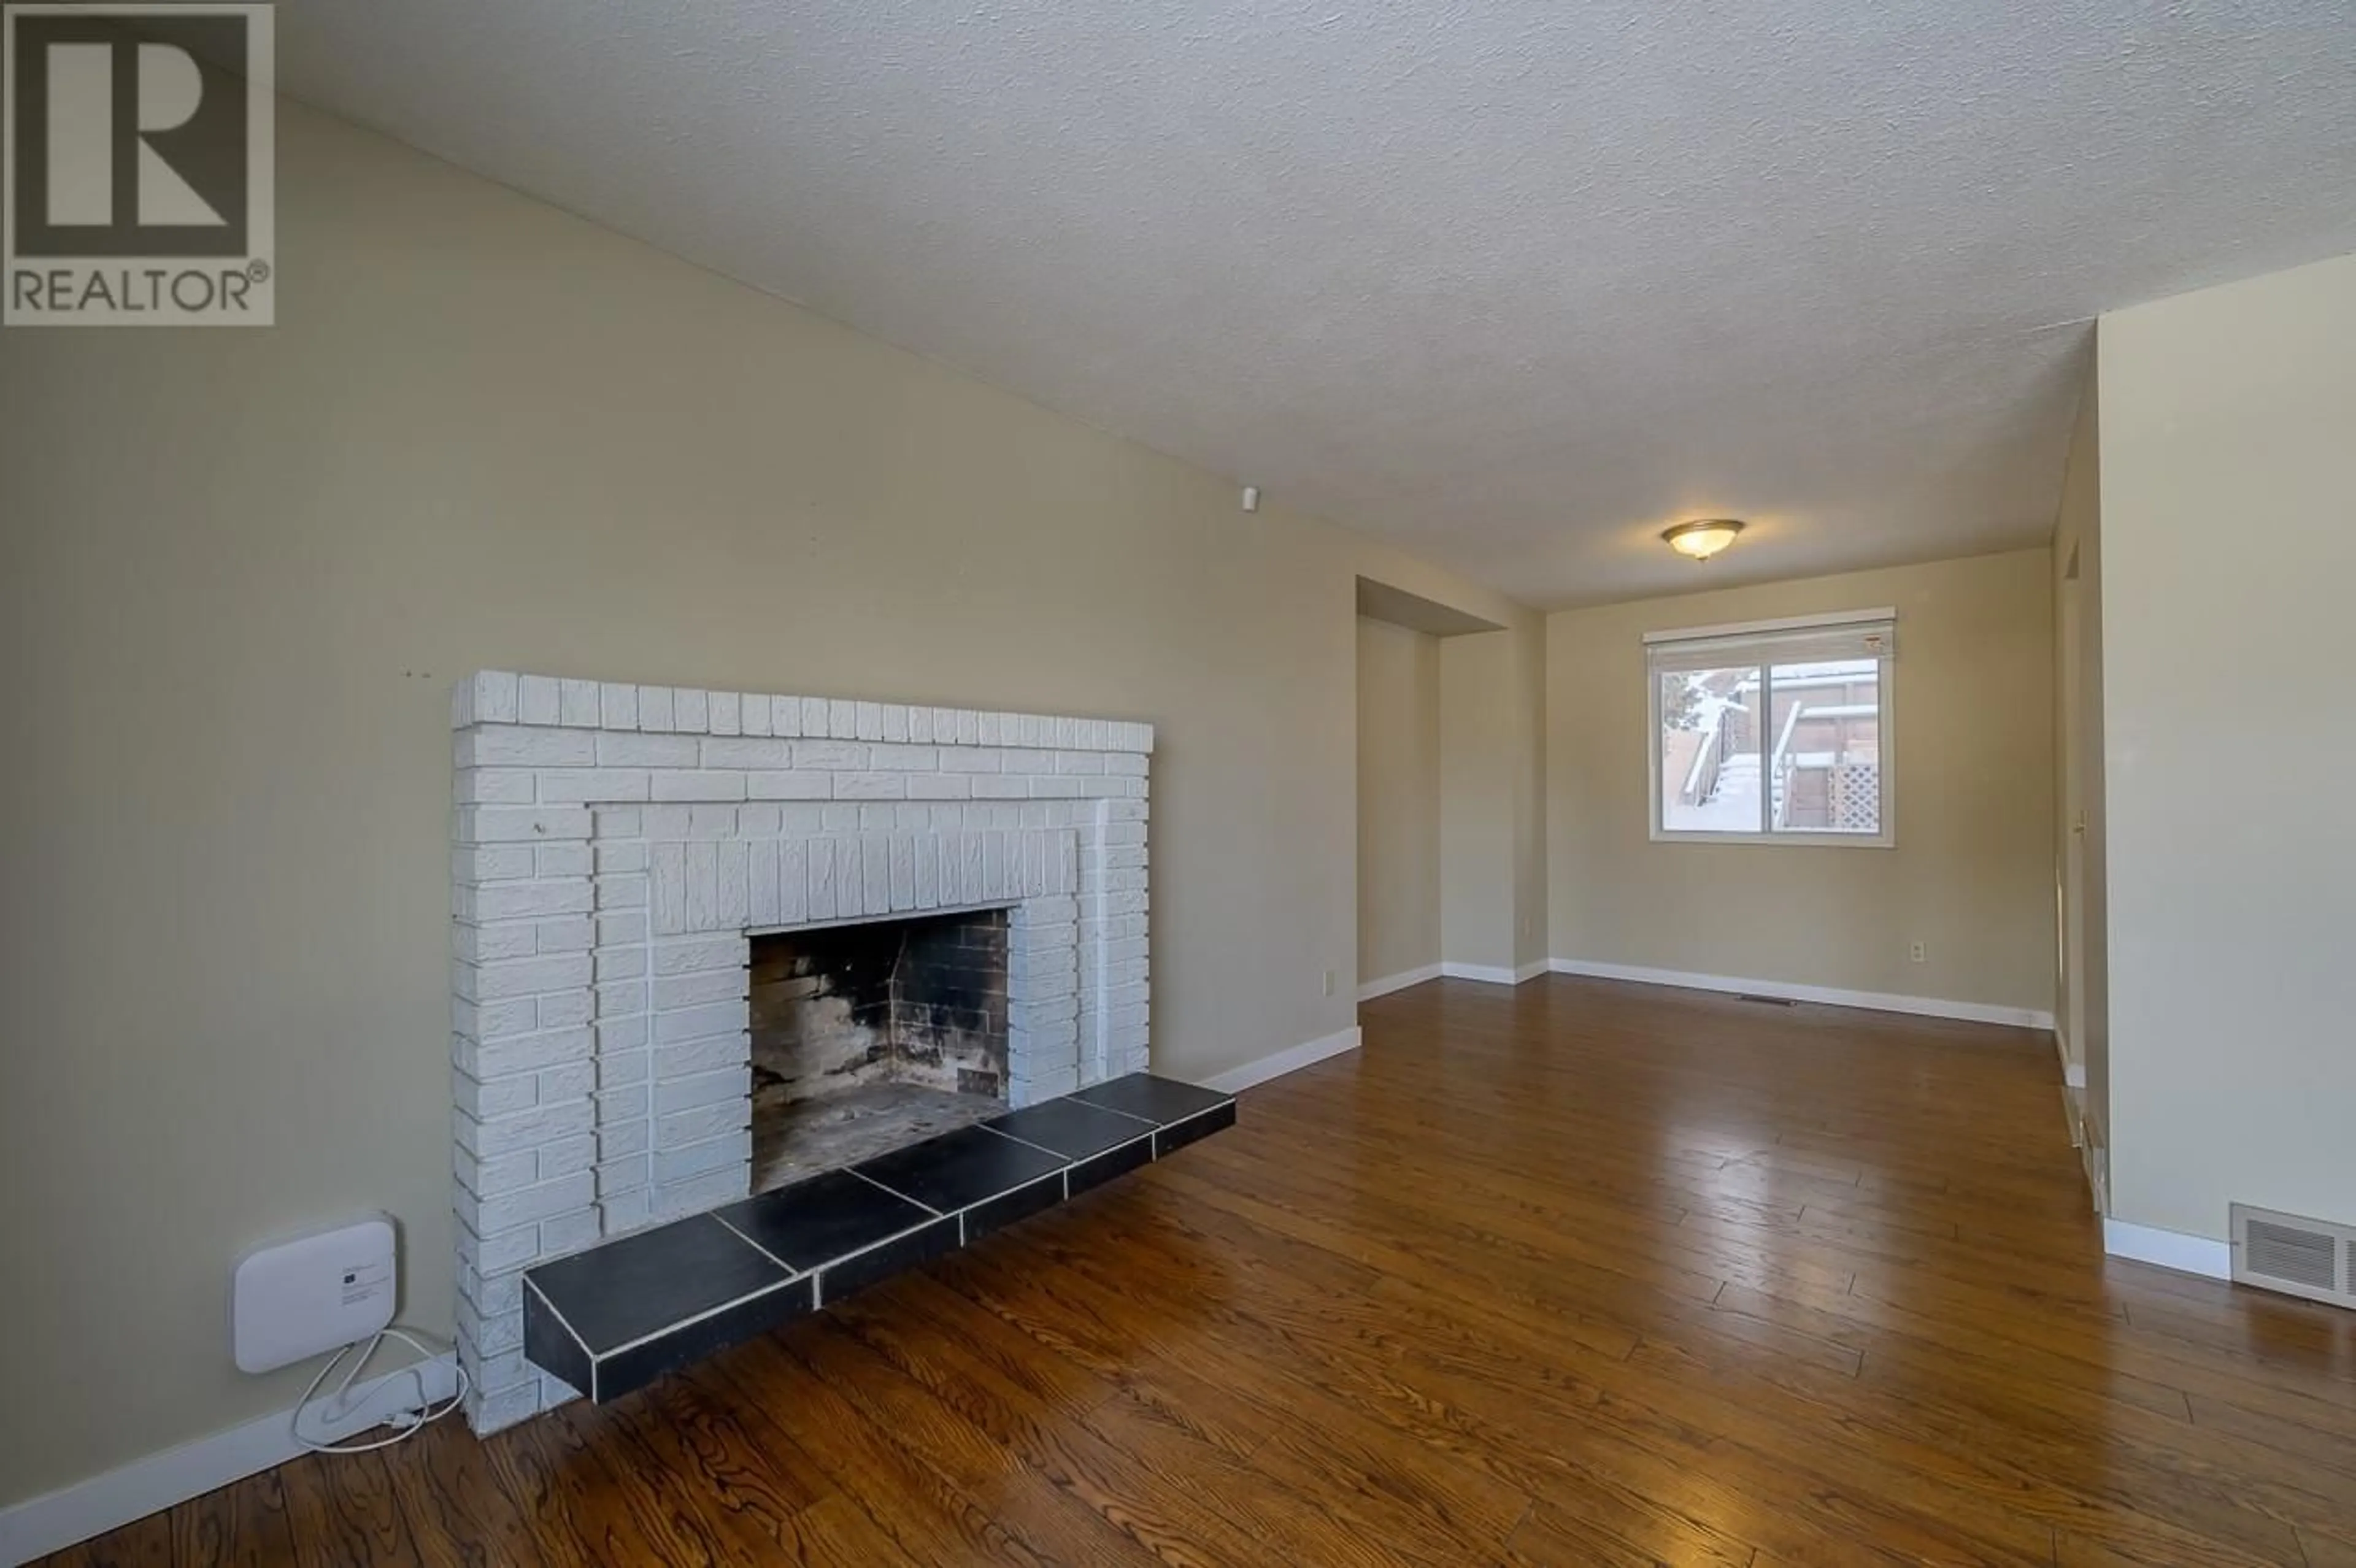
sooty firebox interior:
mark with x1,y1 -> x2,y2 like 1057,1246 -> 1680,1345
749,907 -> 1010,1193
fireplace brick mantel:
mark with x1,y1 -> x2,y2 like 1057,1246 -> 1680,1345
450,672 -> 1152,1431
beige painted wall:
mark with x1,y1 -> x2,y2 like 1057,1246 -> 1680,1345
2052,359 -> 2111,1150
1355,618 -> 1443,983
0,100 -> 1536,1508
1512,620 -> 1551,975
1547,551 -> 2056,1012
1439,626 -> 1548,974
2096,250 -> 2356,1243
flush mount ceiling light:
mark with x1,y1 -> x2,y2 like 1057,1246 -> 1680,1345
1662,518 -> 1745,561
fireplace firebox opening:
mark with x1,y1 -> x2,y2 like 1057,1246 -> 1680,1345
748,906 -> 1011,1192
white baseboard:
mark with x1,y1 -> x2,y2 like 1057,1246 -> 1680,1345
1546,958 -> 2057,1032
1438,960 -> 1550,986
0,1353 -> 459,1566
2054,1029 -> 2087,1090
1357,963 -> 1442,1002
2103,1218 -> 2231,1281
1201,1025 -> 1362,1095
2081,1131 -> 2109,1215
1360,961 -> 1549,997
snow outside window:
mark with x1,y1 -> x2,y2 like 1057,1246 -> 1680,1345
1646,611 -> 1895,847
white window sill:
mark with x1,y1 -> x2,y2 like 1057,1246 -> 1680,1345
1650,829 -> 1895,849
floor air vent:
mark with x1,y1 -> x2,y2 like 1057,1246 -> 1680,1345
2230,1204 -> 2356,1309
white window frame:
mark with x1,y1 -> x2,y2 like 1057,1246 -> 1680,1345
1645,608 -> 1896,848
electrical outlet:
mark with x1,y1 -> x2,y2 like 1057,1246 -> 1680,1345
1909,940 -> 1927,963
1321,969 -> 1336,997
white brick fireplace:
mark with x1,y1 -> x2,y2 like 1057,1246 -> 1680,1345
450,672 -> 1152,1431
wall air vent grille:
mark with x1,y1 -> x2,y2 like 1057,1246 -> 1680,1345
2246,1221 -> 2336,1290
2230,1204 -> 2356,1310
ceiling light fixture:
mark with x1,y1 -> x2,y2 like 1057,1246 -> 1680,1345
1662,518 -> 1744,561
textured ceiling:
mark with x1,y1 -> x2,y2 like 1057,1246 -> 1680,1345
274,1 -> 2356,605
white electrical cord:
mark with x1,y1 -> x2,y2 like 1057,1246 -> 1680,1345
290,1327 -> 472,1454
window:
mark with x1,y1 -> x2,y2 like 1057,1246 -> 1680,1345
1647,610 -> 1894,845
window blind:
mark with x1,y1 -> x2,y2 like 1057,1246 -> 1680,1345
1643,610 -> 1896,674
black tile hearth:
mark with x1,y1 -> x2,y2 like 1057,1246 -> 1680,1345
986,1096 -> 1157,1161
1070,1071 -> 1231,1126
596,1276 -> 812,1398
853,1123 -> 1068,1213
523,1074 -> 1236,1403
522,1280 -> 592,1398
715,1169 -> 937,1273
527,1214 -> 791,1356
522,1212 -> 810,1402
964,1172 -> 1069,1242
1154,1098 -> 1238,1158
816,1213 -> 960,1304
1066,1131 -> 1156,1197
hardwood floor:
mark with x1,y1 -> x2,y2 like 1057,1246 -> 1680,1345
50,976 -> 2356,1566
